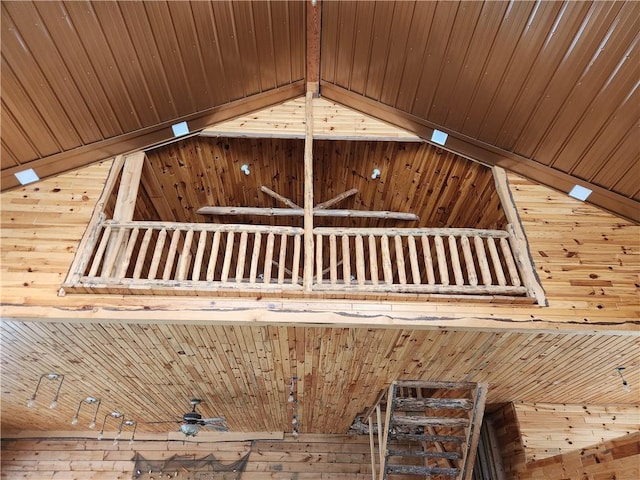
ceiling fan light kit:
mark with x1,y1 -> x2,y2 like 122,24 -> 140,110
181,399 -> 228,436
180,423 -> 200,437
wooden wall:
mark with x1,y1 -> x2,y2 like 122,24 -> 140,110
2,160 -> 638,331
517,432 -> 640,480
1,434 -> 372,479
490,404 -> 640,480
141,136 -> 506,229
203,97 -> 423,141
1,150 -> 638,444
515,403 -> 640,461
489,403 -> 526,479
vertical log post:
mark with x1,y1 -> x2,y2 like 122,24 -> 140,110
236,231 -> 249,283
249,233 -> 262,284
291,234 -> 301,285
303,91 -> 314,291
206,231 -> 221,282
277,234 -> 288,284
421,235 -> 435,285
379,383 -> 396,475
342,235 -> 351,285
103,152 -> 145,277
191,231 -> 208,281
368,415 -> 377,480
368,235 -> 379,285
376,405 -> 384,472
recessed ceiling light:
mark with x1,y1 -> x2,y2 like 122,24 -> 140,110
568,185 -> 592,201
14,168 -> 39,185
172,121 -> 189,137
431,129 -> 448,146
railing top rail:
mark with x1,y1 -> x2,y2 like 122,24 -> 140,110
312,226 -> 510,238
100,220 -> 508,238
102,220 -> 304,235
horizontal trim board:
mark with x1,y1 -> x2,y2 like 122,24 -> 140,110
320,83 -> 640,224
1,82 -> 305,191
3,304 -> 638,336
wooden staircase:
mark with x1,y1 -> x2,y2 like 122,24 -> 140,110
363,380 -> 488,480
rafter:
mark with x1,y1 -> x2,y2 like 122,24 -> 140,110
306,0 -> 321,94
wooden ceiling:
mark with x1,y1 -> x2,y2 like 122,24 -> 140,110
1,321 -> 637,435
319,0 -> 639,222
1,0 -> 305,187
1,0 -> 638,222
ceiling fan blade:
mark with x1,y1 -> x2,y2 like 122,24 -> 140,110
144,420 -> 181,424
203,423 -> 229,431
200,417 -> 226,423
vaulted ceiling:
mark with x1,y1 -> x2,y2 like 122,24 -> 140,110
1,1 -> 638,222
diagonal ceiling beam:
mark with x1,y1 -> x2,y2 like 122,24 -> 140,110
1,82 -> 305,192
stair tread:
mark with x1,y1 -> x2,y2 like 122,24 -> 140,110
394,397 -> 473,410
385,465 -> 460,476
387,449 -> 461,459
394,380 -> 477,390
392,415 -> 469,427
391,433 -> 465,443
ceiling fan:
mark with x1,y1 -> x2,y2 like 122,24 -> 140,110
148,399 -> 228,437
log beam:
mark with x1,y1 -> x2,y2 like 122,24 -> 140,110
196,206 -> 419,221
304,91 -> 315,291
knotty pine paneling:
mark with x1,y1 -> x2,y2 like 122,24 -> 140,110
0,435 -> 373,480
517,432 -> 640,480
515,403 -> 640,462
1,160 -> 639,436
202,96 -> 423,140
141,136 -> 506,230
1,321 -> 638,436
490,404 -> 640,480
321,0 -> 640,202
489,403 -> 526,479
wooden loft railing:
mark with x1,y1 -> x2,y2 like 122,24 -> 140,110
66,220 -> 305,293
61,95 -> 545,303
312,227 -> 526,295
62,217 -> 537,301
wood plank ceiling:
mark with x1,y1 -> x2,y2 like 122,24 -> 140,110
1,0 -> 305,187
1,0 -> 638,222
1,321 -> 638,435
319,0 -> 639,222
